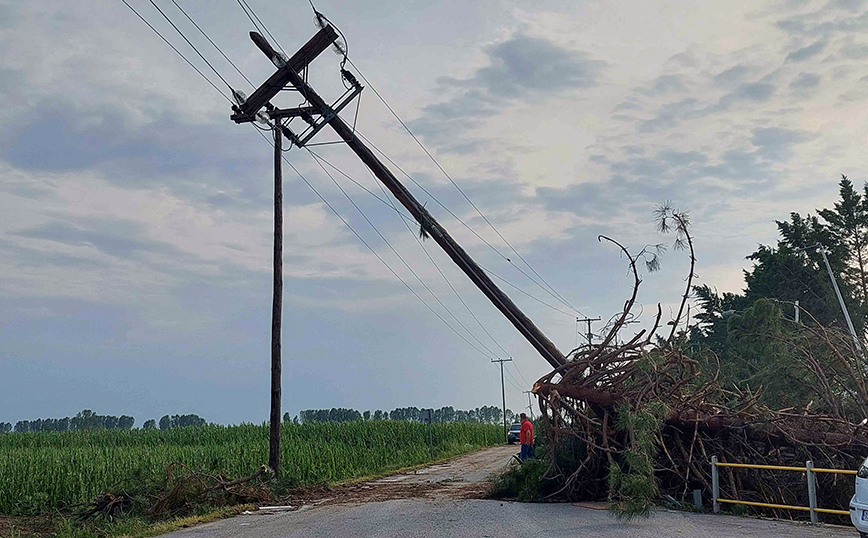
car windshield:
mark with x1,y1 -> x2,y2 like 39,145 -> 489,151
510,424 -> 521,431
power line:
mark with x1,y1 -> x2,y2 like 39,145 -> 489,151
355,129 -> 586,318
146,0 -> 234,91
369,169 -> 512,358
238,0 -> 286,55
264,132 -> 498,361
130,4 -> 573,369
235,0 -> 264,38
123,2 -> 508,364
308,151 -> 414,222
169,0 -> 254,88
120,0 -> 232,103
345,56 -> 583,317
169,0 -> 582,323
311,149 -> 513,358
310,147 -> 577,320
478,264 -> 575,318
508,360 -> 532,387
129,1 -> 580,333
503,364 -> 525,391
306,149 -> 502,361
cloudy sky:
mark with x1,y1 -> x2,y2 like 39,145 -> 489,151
2,0 -> 867,426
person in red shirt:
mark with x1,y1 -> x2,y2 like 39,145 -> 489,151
519,413 -> 534,460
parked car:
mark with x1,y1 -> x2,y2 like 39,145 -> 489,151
507,423 -> 521,444
850,457 -> 868,536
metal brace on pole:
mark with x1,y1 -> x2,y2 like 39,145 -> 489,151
818,247 -> 862,354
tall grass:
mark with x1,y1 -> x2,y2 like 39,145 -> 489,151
0,421 -> 500,515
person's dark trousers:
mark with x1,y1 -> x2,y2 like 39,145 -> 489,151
520,443 -> 534,460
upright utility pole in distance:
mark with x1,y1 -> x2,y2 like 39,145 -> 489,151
522,390 -> 535,420
491,358 -> 512,443
577,317 -> 600,348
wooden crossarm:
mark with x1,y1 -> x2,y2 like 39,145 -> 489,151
233,25 -> 338,122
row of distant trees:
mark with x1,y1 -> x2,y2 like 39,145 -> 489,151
288,405 -> 517,425
0,410 -> 206,433
1,405 -> 514,433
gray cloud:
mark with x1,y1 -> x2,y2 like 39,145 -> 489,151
731,82 -> 776,101
544,124 -> 814,220
410,33 -> 605,153
638,98 -> 699,133
698,149 -> 772,183
440,33 -> 605,98
840,40 -> 868,58
827,0 -> 867,11
0,4 -> 20,29
789,72 -> 821,95
0,179 -> 50,199
778,9 -> 868,36
0,238 -> 107,270
713,65 -> 752,88
658,150 -> 708,167
416,89 -> 500,122
0,97 -> 273,208
750,127 -> 812,161
639,82 -> 776,133
638,74 -> 686,96
790,72 -> 821,88
785,40 -> 827,62
11,219 -> 184,261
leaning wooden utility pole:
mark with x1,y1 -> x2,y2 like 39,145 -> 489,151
231,25 -> 567,371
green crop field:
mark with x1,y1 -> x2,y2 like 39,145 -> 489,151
0,421 -> 501,515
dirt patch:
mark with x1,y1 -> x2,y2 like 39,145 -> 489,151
279,445 -> 518,508
0,514 -> 58,537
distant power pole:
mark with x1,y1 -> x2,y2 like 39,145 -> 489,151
577,317 -> 601,348
522,390 -> 535,420
491,358 -> 512,443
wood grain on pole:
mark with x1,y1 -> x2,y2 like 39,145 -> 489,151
269,124 -> 283,474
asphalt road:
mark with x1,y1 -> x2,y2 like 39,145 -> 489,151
162,445 -> 857,538
166,499 -> 856,538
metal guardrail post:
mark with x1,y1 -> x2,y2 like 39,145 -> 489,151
806,460 -> 817,525
712,456 -> 720,513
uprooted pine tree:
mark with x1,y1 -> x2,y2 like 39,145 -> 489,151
532,203 -> 868,521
